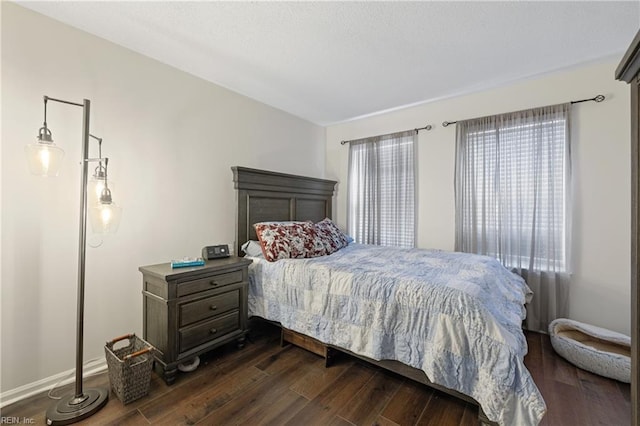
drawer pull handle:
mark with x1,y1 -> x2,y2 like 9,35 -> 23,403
210,328 -> 218,334
210,305 -> 218,311
209,280 -> 218,286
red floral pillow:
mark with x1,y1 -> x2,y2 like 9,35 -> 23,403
314,218 -> 349,254
254,221 -> 327,262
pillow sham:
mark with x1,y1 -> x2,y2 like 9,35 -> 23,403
315,218 -> 349,254
254,221 -> 327,262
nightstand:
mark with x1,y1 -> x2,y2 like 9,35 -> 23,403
139,257 -> 252,385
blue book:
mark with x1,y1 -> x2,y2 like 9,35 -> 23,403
171,258 -> 205,268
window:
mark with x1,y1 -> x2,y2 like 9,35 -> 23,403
348,130 -> 416,248
455,104 -> 570,273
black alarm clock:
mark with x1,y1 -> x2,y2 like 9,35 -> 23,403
202,244 -> 230,260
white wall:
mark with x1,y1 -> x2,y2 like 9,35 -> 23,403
1,3 -> 325,394
327,60 -> 631,335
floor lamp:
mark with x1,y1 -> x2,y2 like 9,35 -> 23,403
25,96 -> 122,425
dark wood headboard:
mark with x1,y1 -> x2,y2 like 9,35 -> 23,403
232,167 -> 337,256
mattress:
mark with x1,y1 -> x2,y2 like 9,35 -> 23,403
247,243 -> 546,425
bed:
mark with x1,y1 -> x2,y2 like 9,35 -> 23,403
232,166 -> 546,426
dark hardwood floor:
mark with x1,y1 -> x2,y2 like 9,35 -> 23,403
1,323 -> 630,425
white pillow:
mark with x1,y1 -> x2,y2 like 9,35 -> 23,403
241,240 -> 264,258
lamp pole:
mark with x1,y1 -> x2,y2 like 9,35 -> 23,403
74,98 -> 90,401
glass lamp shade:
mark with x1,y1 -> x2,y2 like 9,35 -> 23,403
25,142 -> 65,176
89,201 -> 122,234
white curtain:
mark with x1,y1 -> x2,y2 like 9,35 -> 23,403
454,103 -> 571,332
348,130 -> 416,248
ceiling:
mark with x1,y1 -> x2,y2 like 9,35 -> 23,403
18,1 -> 640,126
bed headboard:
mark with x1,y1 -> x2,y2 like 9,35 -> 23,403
232,166 -> 338,256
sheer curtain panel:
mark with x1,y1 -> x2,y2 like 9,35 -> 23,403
454,103 -> 571,332
348,130 -> 416,248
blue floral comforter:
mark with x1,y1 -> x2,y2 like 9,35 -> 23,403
247,243 -> 546,425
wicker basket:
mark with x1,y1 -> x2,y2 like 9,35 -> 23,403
105,333 -> 155,404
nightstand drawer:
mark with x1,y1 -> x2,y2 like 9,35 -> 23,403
179,290 -> 240,327
177,270 -> 243,297
179,311 -> 240,353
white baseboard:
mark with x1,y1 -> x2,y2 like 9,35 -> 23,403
0,358 -> 108,409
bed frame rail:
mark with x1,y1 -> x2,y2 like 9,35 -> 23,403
280,326 -> 496,426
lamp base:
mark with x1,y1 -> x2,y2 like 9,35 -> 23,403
45,388 -> 109,425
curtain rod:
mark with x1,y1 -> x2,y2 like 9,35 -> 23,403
340,124 -> 432,145
441,94 -> 606,128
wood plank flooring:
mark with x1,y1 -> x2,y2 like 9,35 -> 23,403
1,323 -> 630,425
